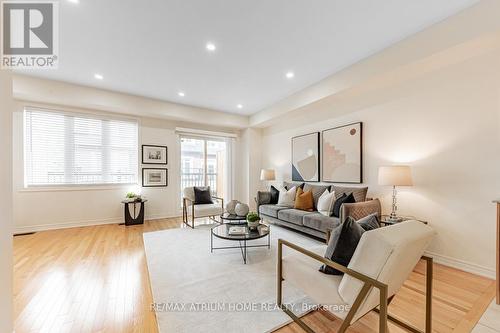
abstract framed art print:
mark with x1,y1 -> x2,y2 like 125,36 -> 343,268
322,122 -> 362,183
291,132 -> 320,182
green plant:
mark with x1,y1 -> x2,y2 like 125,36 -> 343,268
126,192 -> 137,199
246,212 -> 260,223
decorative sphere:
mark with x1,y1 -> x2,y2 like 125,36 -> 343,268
235,203 -> 249,217
226,200 -> 239,215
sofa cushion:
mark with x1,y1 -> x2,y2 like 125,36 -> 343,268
193,203 -> 223,217
277,209 -> 314,226
303,212 -> 340,233
282,245 -> 348,318
303,183 -> 331,209
259,204 -> 288,218
294,188 -> 314,211
332,185 -> 368,203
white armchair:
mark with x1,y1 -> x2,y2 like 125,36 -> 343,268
278,220 -> 434,333
182,186 -> 224,228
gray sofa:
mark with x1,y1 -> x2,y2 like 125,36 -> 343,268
257,181 -> 381,240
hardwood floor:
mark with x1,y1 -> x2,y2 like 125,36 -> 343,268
14,218 -> 494,333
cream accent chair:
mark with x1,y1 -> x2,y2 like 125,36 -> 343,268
182,186 -> 224,228
278,220 -> 434,333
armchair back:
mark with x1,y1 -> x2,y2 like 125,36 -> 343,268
338,220 -> 434,323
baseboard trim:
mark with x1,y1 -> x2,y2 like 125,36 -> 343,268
425,250 -> 495,279
14,213 -> 182,234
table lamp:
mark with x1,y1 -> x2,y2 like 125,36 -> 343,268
378,165 -> 413,222
260,169 -> 276,190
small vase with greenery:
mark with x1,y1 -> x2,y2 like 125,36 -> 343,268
246,212 -> 261,230
126,192 -> 142,202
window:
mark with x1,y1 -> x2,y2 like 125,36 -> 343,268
24,108 -> 138,186
180,136 -> 232,201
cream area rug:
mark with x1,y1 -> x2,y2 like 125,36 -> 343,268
143,224 -> 323,333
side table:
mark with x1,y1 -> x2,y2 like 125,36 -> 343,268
379,214 -> 428,227
121,199 -> 148,226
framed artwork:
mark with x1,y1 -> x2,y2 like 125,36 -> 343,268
142,168 -> 168,187
322,122 -> 362,183
142,145 -> 168,164
291,132 -> 320,182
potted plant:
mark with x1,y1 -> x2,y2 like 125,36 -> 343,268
126,192 -> 142,202
246,212 -> 261,230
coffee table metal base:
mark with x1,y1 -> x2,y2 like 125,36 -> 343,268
210,233 -> 270,264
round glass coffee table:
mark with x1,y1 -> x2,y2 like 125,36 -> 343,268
220,213 -> 247,224
210,223 -> 270,264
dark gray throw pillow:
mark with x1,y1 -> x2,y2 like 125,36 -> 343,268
194,186 -> 213,204
319,216 -> 365,275
357,213 -> 380,231
332,192 -> 355,218
270,185 -> 279,204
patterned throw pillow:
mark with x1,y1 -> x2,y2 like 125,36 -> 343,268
294,188 -> 314,211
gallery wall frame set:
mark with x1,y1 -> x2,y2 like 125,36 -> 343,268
291,122 -> 363,184
141,145 -> 168,187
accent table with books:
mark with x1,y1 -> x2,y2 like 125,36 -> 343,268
210,223 -> 270,264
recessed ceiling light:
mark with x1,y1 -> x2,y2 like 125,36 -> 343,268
206,42 -> 216,52
178,91 -> 185,97
67,0 -> 79,3
94,73 -> 103,80
286,71 -> 295,79
237,104 -> 243,109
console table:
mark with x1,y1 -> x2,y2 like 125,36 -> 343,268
493,200 -> 500,304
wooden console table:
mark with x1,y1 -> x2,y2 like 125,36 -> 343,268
494,200 -> 500,304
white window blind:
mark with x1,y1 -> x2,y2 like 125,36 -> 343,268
24,108 -> 139,186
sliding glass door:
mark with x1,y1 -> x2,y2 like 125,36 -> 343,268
180,136 -> 230,201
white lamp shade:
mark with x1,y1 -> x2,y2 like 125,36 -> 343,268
260,169 -> 276,181
378,166 -> 413,186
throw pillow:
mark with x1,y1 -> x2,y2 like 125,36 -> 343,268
317,189 -> 336,216
270,185 -> 279,204
357,213 -> 380,231
319,216 -> 365,275
284,181 -> 304,190
194,186 -> 213,204
294,188 -> 314,211
277,186 -> 296,207
332,192 -> 355,218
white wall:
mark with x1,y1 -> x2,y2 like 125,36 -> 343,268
260,48 -> 500,277
0,71 -> 14,332
12,101 -> 240,232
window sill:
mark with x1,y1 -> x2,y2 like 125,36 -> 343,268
19,184 -> 137,193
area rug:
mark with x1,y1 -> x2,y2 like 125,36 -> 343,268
143,224 -> 323,333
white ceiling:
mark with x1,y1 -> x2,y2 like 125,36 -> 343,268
21,0 -> 479,115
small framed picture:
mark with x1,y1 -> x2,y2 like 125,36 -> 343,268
142,168 -> 168,187
142,145 -> 168,164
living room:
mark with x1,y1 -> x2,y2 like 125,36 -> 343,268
1,1 -> 500,332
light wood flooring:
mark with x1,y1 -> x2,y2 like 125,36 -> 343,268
14,218 -> 495,333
